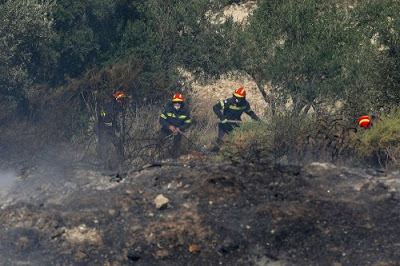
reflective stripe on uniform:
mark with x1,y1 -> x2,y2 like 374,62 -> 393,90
105,122 -> 113,127
167,112 -> 176,117
229,105 -> 247,110
100,109 -> 106,117
160,114 -> 167,119
178,115 -> 187,119
185,119 -> 191,123
220,100 -> 225,110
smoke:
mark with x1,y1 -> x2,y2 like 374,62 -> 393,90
0,169 -> 16,191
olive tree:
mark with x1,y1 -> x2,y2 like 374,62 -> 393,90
244,0 -> 373,115
118,0 -> 232,96
0,0 -> 56,120
353,0 -> 400,113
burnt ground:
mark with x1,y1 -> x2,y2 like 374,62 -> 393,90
1,150 -> 400,265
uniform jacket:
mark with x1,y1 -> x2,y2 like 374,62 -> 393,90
98,101 -> 123,130
160,102 -> 192,131
213,97 -> 259,122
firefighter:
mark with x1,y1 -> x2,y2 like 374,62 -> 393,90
97,91 -> 125,170
358,115 -> 372,129
211,87 -> 260,152
159,93 -> 192,158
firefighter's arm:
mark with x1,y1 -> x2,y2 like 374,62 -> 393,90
160,111 -> 178,133
160,111 -> 171,128
114,120 -> 122,134
247,110 -> 260,121
213,100 -> 228,123
245,103 -> 260,121
178,113 -> 192,131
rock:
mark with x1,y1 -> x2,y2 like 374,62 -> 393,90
109,173 -> 124,182
155,249 -> 169,259
51,227 -> 66,239
75,250 -> 87,260
189,244 -> 201,254
125,189 -> 135,195
64,224 -> 102,245
154,194 -> 169,209
64,182 -> 77,189
127,250 -> 140,262
216,237 -> 240,255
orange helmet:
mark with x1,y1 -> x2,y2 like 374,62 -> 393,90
233,87 -> 246,98
358,115 -> 371,128
172,93 -> 184,102
114,91 -> 125,102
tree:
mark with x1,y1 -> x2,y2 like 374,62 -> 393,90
118,0 -> 232,95
0,0 -> 56,119
52,0 -> 134,81
353,0 -> 400,112
245,0 -> 373,115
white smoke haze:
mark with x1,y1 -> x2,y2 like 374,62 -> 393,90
0,169 -> 16,191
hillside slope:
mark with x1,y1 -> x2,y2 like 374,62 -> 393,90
1,157 -> 399,265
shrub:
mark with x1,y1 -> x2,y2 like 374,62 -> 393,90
220,121 -> 274,164
220,113 -> 316,164
219,111 -> 360,165
353,110 -> 400,168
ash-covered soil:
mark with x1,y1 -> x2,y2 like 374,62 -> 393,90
1,155 -> 400,266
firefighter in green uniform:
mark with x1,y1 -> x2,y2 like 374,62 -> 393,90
211,87 -> 260,152
159,93 -> 192,158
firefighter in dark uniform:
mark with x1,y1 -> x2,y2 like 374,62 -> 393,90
211,87 -> 260,152
159,93 -> 192,157
98,91 -> 125,170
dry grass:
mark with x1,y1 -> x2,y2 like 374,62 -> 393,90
119,66 -> 270,161
184,70 -> 268,119
353,110 -> 400,168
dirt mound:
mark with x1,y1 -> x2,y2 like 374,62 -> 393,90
1,159 -> 399,265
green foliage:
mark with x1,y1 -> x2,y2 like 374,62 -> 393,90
220,112 -> 359,164
27,58 -> 145,145
245,0 -> 365,112
220,121 -> 274,163
353,110 -> 400,167
339,0 -> 400,116
52,0 -> 131,80
118,0 -> 233,89
221,114 -> 314,164
242,0 -> 400,117
266,112 -> 314,161
357,0 -> 400,111
0,0 -> 56,117
1,0 -> 400,169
